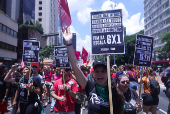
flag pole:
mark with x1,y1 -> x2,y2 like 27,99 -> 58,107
107,55 -> 113,114
138,67 -> 143,104
28,63 -> 31,95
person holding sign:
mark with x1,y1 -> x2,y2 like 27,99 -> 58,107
52,68 -> 78,114
116,71 -> 142,114
61,26 -> 124,114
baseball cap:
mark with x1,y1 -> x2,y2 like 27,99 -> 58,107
93,62 -> 107,70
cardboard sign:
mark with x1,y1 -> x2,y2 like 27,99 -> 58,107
54,46 -> 70,68
91,9 -> 125,55
134,34 -> 153,67
23,40 -> 39,62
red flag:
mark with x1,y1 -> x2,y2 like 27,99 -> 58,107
85,50 -> 90,66
58,0 -> 71,27
74,51 -> 80,60
81,47 -> 88,63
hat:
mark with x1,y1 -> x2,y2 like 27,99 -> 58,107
93,62 -> 107,70
0,64 -> 6,69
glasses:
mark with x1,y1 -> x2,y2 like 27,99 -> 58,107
121,80 -> 130,84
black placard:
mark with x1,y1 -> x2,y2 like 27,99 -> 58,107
91,9 -> 125,55
23,40 -> 40,62
133,34 -> 153,67
54,46 -> 70,68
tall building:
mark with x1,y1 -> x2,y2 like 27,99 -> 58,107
35,0 -> 58,45
72,33 -> 76,50
144,0 -> 170,52
0,11 -> 18,68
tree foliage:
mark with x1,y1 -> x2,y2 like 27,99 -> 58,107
96,30 -> 144,66
39,44 -> 58,59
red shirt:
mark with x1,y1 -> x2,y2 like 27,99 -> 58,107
112,73 -> 116,78
53,77 -> 78,112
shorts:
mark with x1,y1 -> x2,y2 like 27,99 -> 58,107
55,111 -> 75,114
130,81 -> 139,90
0,100 -> 8,113
143,94 -> 159,106
45,81 -> 52,88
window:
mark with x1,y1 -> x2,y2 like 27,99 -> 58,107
0,23 -> 2,31
39,18 -> 42,22
39,7 -> 42,10
39,1 -> 42,4
2,25 -> 6,33
10,29 -> 13,36
1,42 -> 5,49
6,44 -> 9,50
39,12 -> 42,16
14,31 -> 17,37
7,27 -> 10,34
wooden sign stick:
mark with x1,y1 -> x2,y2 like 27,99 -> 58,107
28,63 -> 31,96
107,55 -> 113,114
63,71 -> 66,97
138,67 -> 144,104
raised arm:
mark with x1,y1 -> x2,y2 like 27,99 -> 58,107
62,27 -> 88,89
4,65 -> 17,82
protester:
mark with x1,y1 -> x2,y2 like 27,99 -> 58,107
52,68 -> 78,114
140,69 -> 159,114
0,64 -> 10,114
44,67 -> 53,106
116,71 -> 142,114
61,27 -> 124,114
4,65 -> 42,114
161,67 -> 170,114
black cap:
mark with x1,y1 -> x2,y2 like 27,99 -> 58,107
93,62 -> 107,70
0,64 -> 6,69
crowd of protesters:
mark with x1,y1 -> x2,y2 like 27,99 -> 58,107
0,28 -> 170,114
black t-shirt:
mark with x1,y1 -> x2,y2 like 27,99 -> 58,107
0,73 -> 10,101
85,80 -> 110,114
17,76 -> 41,103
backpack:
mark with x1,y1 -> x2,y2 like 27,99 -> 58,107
149,77 -> 160,96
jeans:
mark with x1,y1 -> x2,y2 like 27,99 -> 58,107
11,106 -> 18,114
51,97 -> 56,109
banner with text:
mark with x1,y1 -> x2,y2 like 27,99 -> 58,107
54,46 -> 70,68
91,9 -> 125,55
23,40 -> 40,62
134,34 -> 153,67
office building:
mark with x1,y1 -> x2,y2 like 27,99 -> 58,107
35,0 -> 58,45
0,11 -> 18,68
144,0 -> 170,52
72,33 -> 76,50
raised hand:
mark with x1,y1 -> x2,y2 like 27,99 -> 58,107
61,26 -> 73,45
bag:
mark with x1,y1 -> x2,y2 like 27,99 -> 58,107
163,88 -> 170,98
142,93 -> 150,99
149,77 -> 160,96
124,99 -> 136,114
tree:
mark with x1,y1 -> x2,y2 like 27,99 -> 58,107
156,32 -> 170,61
39,44 -> 58,60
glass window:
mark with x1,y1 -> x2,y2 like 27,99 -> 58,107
2,25 -> 6,33
14,31 -> 17,37
7,27 -> 10,34
39,1 -> 42,4
39,7 -> 42,10
39,12 -> 42,16
1,42 -> 5,49
10,29 -> 13,36
39,18 -> 42,22
6,44 -> 9,50
0,23 -> 2,31
9,45 -> 12,51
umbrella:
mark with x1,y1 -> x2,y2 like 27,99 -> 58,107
157,65 -> 162,67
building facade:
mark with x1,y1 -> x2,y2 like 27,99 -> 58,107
144,0 -> 170,52
0,11 -> 18,68
35,0 -> 58,45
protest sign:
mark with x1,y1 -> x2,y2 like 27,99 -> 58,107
91,9 -> 125,55
23,40 -> 40,62
134,34 -> 153,67
54,46 -> 70,68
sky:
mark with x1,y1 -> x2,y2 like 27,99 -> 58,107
67,0 -> 144,52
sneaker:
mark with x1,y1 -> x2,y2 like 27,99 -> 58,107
50,108 -> 54,112
44,102 -> 48,107
81,107 -> 85,110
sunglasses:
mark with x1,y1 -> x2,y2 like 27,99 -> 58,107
121,80 -> 130,84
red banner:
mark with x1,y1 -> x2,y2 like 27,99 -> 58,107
81,47 -> 88,63
58,0 -> 71,27
74,51 -> 80,60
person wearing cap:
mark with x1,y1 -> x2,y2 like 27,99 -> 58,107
61,27 -> 124,114
116,71 -> 142,114
52,68 -> 78,114
161,67 -> 170,114
0,64 -> 10,114
4,65 -> 42,114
